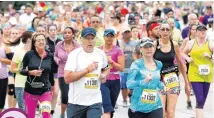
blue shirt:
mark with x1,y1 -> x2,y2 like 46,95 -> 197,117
127,59 -> 163,113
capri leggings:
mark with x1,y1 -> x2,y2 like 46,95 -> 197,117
24,91 -> 53,118
0,78 -> 8,109
191,82 -> 210,109
58,77 -> 69,104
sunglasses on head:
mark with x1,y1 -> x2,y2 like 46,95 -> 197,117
140,39 -> 153,44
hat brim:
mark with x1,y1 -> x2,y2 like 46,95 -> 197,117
197,27 -> 207,31
140,42 -> 154,48
104,32 -> 116,36
82,33 -> 96,38
123,30 -> 131,33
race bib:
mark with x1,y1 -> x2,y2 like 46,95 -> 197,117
141,89 -> 157,104
40,101 -> 51,113
84,73 -> 99,89
198,65 -> 210,75
164,72 -> 179,89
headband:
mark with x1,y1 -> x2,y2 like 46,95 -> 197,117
149,23 -> 160,31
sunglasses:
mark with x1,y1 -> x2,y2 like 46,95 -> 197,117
92,21 -> 100,24
160,28 -> 170,32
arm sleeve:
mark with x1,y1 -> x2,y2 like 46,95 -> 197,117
126,62 -> 147,89
19,51 -> 30,76
49,72 -> 55,86
157,60 -> 163,90
49,56 -> 55,86
54,43 -> 60,65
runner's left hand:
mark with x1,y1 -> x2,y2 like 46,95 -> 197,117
185,84 -> 191,96
100,74 -> 106,83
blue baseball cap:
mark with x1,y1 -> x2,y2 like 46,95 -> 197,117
104,29 -> 116,36
81,27 -> 96,38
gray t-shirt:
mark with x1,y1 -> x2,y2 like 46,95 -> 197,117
119,39 -> 138,73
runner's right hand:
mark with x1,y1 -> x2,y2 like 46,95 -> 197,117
29,70 -> 43,77
144,73 -> 152,83
87,62 -> 98,73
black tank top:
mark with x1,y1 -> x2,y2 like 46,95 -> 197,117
154,39 -> 176,70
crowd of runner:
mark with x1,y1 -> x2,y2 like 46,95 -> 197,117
0,1 -> 213,118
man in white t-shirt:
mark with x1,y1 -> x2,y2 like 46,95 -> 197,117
64,27 -> 109,118
19,4 -> 36,29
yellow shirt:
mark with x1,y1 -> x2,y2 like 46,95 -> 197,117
172,28 -> 183,44
188,41 -> 213,83
95,29 -> 105,47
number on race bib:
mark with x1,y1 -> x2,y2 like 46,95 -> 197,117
40,101 -> 51,113
198,65 -> 210,75
164,72 -> 179,89
85,74 -> 99,89
141,89 -> 157,104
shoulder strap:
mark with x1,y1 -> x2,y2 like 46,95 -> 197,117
189,40 -> 195,53
156,39 -> 160,49
170,40 -> 174,50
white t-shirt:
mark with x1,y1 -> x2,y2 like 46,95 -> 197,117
19,13 -> 36,28
64,47 -> 108,106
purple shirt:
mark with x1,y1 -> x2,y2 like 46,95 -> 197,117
0,47 -> 8,79
100,45 -> 124,80
181,26 -> 190,39
202,14 -> 214,26
54,40 -> 79,78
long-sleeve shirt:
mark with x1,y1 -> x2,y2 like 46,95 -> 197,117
127,59 -> 163,113
20,50 -> 54,95
54,40 -> 79,78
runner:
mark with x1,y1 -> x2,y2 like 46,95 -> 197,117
46,24 -> 61,116
5,27 -> 21,109
20,33 -> 54,118
153,21 -> 191,118
180,24 -> 198,110
64,27 -> 109,118
167,18 -> 183,45
127,38 -> 166,118
90,16 -> 105,47
131,26 -> 140,40
36,25 -> 46,36
100,29 -> 125,118
181,13 -> 198,39
54,27 -> 79,118
146,21 -> 160,41
10,31 -> 33,111
118,27 -> 138,107
182,24 -> 214,118
0,30 -> 12,113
